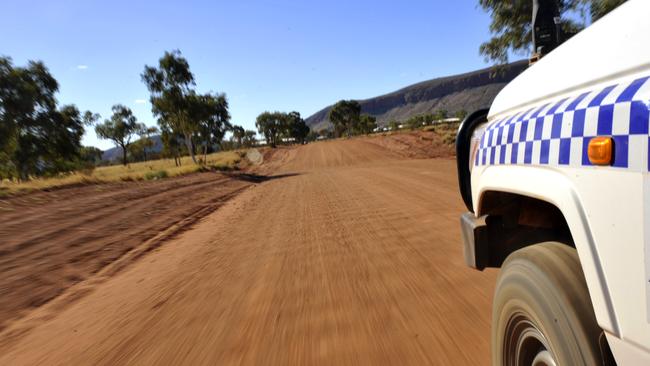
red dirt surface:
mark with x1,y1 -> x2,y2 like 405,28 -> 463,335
0,137 -> 496,365
0,172 -> 255,331
363,129 -> 456,159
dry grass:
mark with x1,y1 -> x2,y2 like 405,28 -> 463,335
422,123 -> 459,145
0,150 -> 244,197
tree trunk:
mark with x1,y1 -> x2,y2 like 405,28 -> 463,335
184,134 -> 197,164
19,168 -> 28,182
121,144 -> 128,166
143,147 -> 147,162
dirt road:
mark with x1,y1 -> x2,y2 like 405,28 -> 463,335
0,138 -> 497,365
0,172 -> 257,331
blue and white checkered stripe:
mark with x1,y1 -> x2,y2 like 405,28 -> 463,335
476,76 -> 650,171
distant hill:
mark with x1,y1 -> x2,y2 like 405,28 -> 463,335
305,60 -> 528,131
101,135 -> 164,162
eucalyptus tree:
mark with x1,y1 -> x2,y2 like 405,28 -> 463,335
190,92 -> 231,160
478,0 -> 626,64
242,130 -> 257,147
0,56 -> 90,179
256,111 -> 287,148
95,105 -> 142,166
160,126 -> 185,166
329,100 -> 361,137
142,50 -> 200,163
231,125 -> 246,147
286,111 -> 310,143
136,125 -> 159,162
356,114 -> 377,135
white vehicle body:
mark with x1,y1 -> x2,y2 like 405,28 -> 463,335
468,1 -> 650,363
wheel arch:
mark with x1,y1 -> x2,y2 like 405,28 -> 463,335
474,165 -> 621,336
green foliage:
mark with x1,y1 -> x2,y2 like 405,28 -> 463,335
190,92 -> 231,160
478,0 -> 583,64
401,110 -> 449,131
478,0 -> 626,64
589,0 -> 626,20
142,50 -> 199,162
255,111 -> 308,147
256,111 -> 285,147
79,146 -> 103,165
329,100 -> 361,137
95,105 -> 142,166
406,117 -> 422,130
231,125 -> 246,146
326,102 -> 375,136
82,111 -> 101,126
160,126 -> 186,165
318,129 -> 332,139
286,111 -> 310,143
134,125 -> 159,162
356,114 -> 377,135
391,109 -> 464,133
242,130 -> 257,147
142,50 -> 230,164
433,109 -> 448,120
230,125 -> 258,148
306,130 -> 320,142
144,170 -> 168,180
443,132 -> 457,145
0,56 -> 92,180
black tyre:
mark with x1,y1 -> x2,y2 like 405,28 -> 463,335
492,242 -> 603,366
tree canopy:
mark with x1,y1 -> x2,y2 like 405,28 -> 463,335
479,0 -> 626,64
255,111 -> 310,147
95,105 -> 143,166
142,50 -> 230,164
256,111 -> 287,148
286,111 -> 310,144
356,115 -> 377,135
142,50 -> 199,162
327,100 -> 379,136
230,125 -> 258,148
133,125 -> 159,162
189,91 -> 231,160
329,100 -> 361,137
0,57 -> 92,180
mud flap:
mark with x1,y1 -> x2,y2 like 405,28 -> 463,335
459,212 -> 489,270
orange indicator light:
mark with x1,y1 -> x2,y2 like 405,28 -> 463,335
587,137 -> 613,166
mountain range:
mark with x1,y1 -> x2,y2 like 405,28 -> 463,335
304,60 -> 528,131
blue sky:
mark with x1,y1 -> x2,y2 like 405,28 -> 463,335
1,0 -> 498,149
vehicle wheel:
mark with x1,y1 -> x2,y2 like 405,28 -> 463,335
492,242 -> 603,366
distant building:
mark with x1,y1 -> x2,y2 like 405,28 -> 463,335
438,117 -> 461,124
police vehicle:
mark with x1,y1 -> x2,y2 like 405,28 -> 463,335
456,1 -> 650,364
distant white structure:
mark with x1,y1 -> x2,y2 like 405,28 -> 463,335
438,117 -> 461,124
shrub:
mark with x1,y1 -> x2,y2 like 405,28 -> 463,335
442,132 -> 457,145
144,170 -> 169,180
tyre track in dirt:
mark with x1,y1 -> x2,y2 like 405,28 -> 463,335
1,175 -> 233,265
0,138 -> 498,365
0,172 -> 254,331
